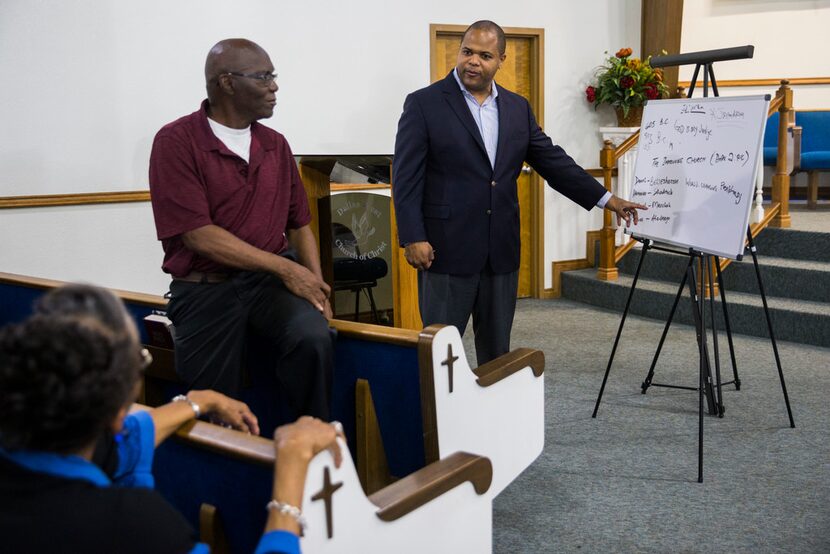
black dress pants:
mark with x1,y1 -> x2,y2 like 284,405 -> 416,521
417,266 -> 519,365
167,271 -> 333,420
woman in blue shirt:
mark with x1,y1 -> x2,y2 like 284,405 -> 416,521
0,284 -> 342,553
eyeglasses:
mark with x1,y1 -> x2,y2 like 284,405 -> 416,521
222,71 -> 278,85
139,347 -> 153,371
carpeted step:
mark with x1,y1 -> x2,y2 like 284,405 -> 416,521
618,248 -> 830,304
752,227 -> 830,263
560,268 -> 830,347
720,255 -> 830,303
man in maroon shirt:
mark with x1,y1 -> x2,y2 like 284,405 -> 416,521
148,39 -> 332,419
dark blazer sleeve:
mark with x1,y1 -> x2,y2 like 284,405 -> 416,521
392,93 -> 430,246
523,101 -> 608,210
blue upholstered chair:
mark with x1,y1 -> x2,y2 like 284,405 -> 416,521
796,111 -> 830,208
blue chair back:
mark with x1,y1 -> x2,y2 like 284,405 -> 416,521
762,111 -> 780,166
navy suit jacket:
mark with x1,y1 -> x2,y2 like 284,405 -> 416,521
393,71 -> 607,275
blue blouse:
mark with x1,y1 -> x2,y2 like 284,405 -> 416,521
2,412 -> 299,554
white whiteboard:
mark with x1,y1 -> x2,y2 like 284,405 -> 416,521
626,95 -> 770,259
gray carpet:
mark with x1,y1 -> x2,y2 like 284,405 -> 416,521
463,298 -> 830,553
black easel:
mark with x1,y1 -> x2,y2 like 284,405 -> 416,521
591,46 -> 795,483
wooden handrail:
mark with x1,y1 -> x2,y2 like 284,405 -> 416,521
770,80 -> 793,228
613,130 -> 641,160
369,451 -> 493,521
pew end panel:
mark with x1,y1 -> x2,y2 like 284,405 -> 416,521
299,438 -> 493,553
419,324 -> 546,497
145,407 -> 496,554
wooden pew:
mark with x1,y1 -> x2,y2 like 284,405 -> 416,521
1,272 -> 547,500
0,272 -> 430,490
136,405 -> 494,553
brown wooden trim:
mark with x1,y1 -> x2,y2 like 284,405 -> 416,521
549,259 -> 591,298
614,239 -> 638,263
0,271 -> 168,307
330,183 -> 391,192
333,319 -> 420,346
768,95 -> 784,117
473,348 -> 544,387
0,190 -> 150,209
355,379 -> 395,494
679,77 -> 830,88
548,229 -> 602,298
417,325 -> 442,465
585,168 -> 618,178
614,131 -> 641,161
199,504 -> 231,554
0,271 -> 420,346
368,451 -> 492,521
585,229 -> 602,267
131,404 -> 275,465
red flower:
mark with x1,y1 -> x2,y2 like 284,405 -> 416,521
645,84 -> 659,100
585,85 -> 596,103
620,76 -> 635,89
615,47 -> 633,58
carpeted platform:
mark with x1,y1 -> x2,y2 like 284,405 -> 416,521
462,298 -> 830,553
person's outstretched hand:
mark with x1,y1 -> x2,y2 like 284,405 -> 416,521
605,195 -> 648,227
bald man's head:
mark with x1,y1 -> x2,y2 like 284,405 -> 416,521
204,38 -> 278,126
205,38 -> 269,86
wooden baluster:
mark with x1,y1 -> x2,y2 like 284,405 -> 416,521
770,80 -> 792,228
597,140 -> 618,281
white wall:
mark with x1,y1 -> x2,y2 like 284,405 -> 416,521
681,0 -> 830,109
0,0 -> 638,292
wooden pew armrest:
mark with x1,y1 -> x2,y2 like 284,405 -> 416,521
130,403 -> 275,466
472,348 -> 545,387
368,452 -> 492,522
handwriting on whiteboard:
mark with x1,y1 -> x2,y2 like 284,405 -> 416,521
627,95 -> 769,259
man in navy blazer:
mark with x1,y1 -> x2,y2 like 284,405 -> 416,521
393,20 -> 645,364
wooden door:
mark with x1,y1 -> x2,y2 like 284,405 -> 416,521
430,26 -> 543,298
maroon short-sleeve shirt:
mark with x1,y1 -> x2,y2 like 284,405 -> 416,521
149,100 -> 311,277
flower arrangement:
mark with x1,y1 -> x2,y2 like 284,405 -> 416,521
585,48 -> 669,124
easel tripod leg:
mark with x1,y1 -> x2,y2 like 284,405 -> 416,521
641,256 -> 693,393
706,256 -> 726,417
688,257 -> 718,416
687,262 -> 705,483
714,257 -> 740,390
593,241 -> 650,418
746,230 -> 796,428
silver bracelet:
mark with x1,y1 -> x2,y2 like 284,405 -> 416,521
171,394 -> 200,418
266,499 -> 307,534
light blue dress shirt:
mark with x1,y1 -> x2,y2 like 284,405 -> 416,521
452,68 -> 499,168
